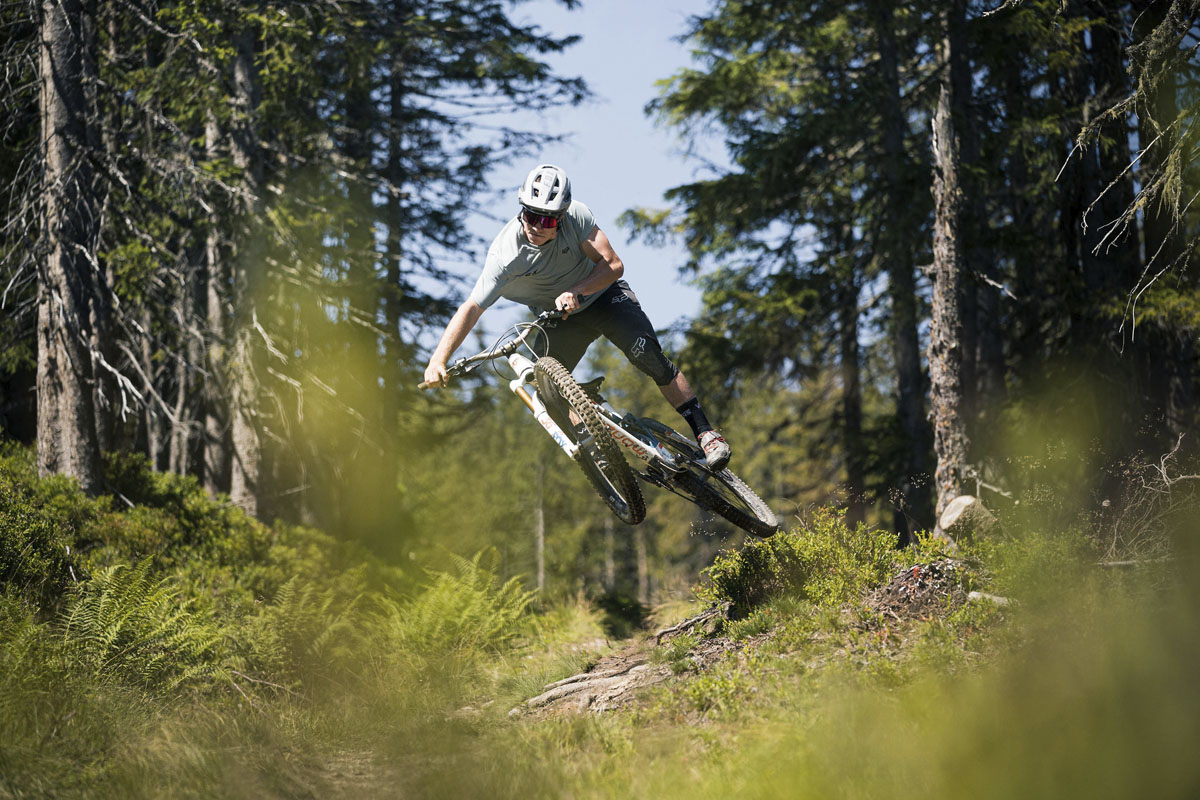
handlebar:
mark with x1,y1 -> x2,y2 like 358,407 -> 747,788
418,310 -> 563,390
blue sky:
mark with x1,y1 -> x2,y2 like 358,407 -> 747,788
454,0 -> 724,340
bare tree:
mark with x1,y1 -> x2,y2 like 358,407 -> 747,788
36,0 -> 106,493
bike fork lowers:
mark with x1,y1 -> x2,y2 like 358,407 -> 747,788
507,352 -> 580,459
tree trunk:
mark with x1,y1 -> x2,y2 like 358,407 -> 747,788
835,233 -> 865,527
168,266 -> 200,475
869,0 -> 931,538
929,16 -> 971,522
37,0 -> 105,494
1132,0 -> 1190,438
603,516 -> 615,591
1085,3 -> 1138,292
203,109 -> 230,496
383,1 -> 410,440
1000,47 -> 1041,369
91,5 -> 117,455
138,309 -> 165,468
228,28 -> 263,517
635,524 -> 650,607
947,5 -> 1001,427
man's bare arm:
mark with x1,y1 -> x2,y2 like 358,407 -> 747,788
555,225 -> 625,315
423,298 -> 485,386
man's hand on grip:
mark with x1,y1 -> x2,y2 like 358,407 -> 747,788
423,361 -> 449,388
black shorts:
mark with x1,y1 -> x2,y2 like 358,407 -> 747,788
533,281 -> 681,387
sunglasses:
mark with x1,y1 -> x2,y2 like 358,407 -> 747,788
522,208 -> 561,229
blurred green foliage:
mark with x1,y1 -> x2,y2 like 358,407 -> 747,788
2,435 -> 1198,798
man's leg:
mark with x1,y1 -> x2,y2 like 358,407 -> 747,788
658,372 -> 730,470
595,284 -> 732,470
656,370 -> 694,408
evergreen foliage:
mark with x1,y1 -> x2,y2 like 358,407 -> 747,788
636,0 -> 1200,529
0,444 -> 93,608
1,0 -> 1199,792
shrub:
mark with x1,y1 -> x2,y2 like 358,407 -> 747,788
88,451 -> 269,572
697,507 -> 897,616
0,444 -> 100,609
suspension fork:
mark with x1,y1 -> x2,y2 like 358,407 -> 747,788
507,352 -> 580,458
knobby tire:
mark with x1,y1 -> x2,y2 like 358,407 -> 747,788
534,358 -> 646,525
638,418 -> 779,538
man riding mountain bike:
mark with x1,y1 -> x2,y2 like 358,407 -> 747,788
422,163 -> 732,471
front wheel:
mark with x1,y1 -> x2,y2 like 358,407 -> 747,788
639,418 -> 779,538
534,358 -> 646,525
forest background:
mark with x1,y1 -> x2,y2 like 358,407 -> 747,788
4,0 -> 1196,601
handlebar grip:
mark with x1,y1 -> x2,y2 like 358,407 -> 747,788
418,380 -> 438,390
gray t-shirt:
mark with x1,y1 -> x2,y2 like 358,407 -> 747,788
469,201 -> 602,314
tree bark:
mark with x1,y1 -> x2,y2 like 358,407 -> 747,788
1085,3 -> 1139,293
535,461 -> 545,593
37,0 -> 105,494
168,265 -> 202,475
1132,0 -> 1190,438
1000,46 -> 1041,368
603,515 -> 615,591
139,311 -> 164,469
635,524 -> 650,607
929,14 -> 971,522
383,0 -> 410,440
228,28 -> 263,516
202,109 -> 230,495
835,231 -> 865,527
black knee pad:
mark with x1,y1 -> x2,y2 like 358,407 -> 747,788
626,335 -> 680,386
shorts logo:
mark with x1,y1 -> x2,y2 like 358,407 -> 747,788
631,337 -> 646,358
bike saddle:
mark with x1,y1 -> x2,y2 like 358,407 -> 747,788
577,376 -> 606,403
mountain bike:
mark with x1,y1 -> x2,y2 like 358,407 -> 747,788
419,312 -> 779,538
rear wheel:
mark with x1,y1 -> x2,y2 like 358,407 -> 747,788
534,358 -> 646,525
639,418 -> 779,538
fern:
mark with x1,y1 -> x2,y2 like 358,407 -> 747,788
246,574 -> 365,686
378,550 -> 534,663
61,560 -> 227,692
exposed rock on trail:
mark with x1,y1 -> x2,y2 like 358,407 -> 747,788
512,605 -> 753,716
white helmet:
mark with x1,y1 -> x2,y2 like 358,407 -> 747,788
518,164 -> 572,216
